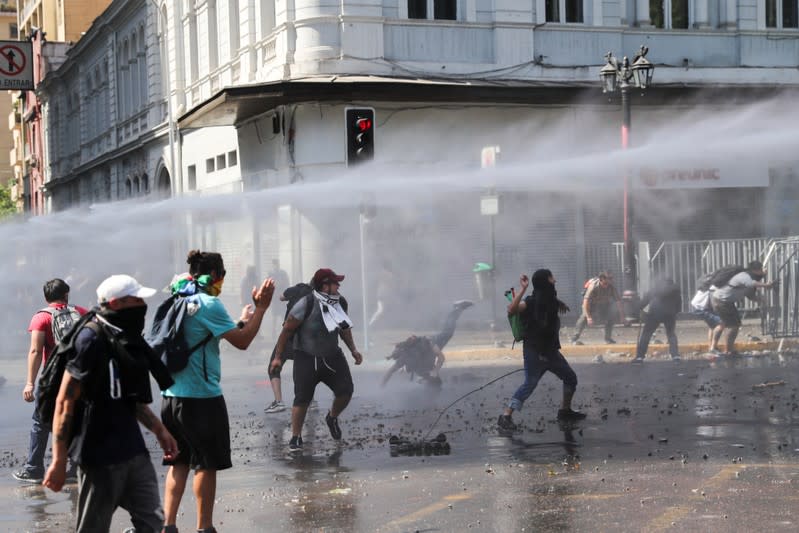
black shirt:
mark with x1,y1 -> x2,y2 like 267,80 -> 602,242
66,326 -> 148,466
520,294 -> 562,353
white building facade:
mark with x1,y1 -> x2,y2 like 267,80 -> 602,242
38,0 -> 799,326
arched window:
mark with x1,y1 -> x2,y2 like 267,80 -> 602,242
208,0 -> 218,71
130,33 -> 139,111
133,176 -> 141,194
229,0 -> 239,58
141,173 -> 149,194
139,25 -> 147,105
125,178 -> 132,197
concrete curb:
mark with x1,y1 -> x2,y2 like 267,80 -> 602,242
443,339 -> 799,362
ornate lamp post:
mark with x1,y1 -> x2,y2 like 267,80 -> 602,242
599,46 -> 654,321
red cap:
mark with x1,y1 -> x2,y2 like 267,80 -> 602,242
312,268 -> 345,289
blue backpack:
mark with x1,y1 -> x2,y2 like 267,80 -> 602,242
146,294 -> 213,379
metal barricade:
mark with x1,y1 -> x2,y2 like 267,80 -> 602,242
760,238 -> 799,338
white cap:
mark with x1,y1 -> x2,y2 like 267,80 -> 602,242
96,274 -> 157,304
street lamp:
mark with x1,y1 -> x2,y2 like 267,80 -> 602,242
599,45 -> 654,321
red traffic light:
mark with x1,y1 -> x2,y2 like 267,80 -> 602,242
355,118 -> 372,132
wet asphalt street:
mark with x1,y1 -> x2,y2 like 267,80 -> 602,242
1,351 -> 799,532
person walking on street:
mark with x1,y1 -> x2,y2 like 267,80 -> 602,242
633,277 -> 682,363
571,271 -> 625,345
271,268 -> 363,452
498,270 -> 586,432
13,279 -> 87,484
161,250 -> 275,533
43,275 -> 178,533
711,261 -> 774,355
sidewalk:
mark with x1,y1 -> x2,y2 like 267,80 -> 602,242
365,318 -> 798,364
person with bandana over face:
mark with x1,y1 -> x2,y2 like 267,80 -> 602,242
271,268 -> 363,452
160,250 -> 274,533
497,269 -> 586,432
43,275 -> 179,533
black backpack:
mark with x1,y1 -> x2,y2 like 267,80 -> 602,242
35,311 -> 100,425
145,294 -> 213,378
697,265 -> 746,291
38,305 -> 82,344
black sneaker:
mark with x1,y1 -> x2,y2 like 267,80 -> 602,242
605,338 -> 617,344
497,414 -> 518,431
12,469 -> 43,484
325,412 -> 342,441
161,525 -> 179,533
453,300 -> 474,311
631,356 -> 645,364
288,436 -> 303,452
557,408 -> 587,421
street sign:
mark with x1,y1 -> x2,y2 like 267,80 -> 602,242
0,41 -> 33,90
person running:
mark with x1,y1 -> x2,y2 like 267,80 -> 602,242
381,300 -> 473,387
498,270 -> 585,431
271,268 -> 363,452
161,250 -> 275,533
43,275 -> 178,532
633,277 -> 682,363
13,278 -> 87,484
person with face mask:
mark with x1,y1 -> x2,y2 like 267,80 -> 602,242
43,275 -> 179,533
161,250 -> 275,533
497,269 -> 586,432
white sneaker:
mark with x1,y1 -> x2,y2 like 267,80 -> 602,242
264,400 -> 286,413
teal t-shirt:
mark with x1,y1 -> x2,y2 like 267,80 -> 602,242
163,293 -> 236,398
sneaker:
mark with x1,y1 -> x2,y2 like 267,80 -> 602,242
288,436 -> 303,452
12,469 -> 43,484
497,414 -> 518,431
161,525 -> 179,533
571,339 -> 584,346
631,356 -> 645,364
672,355 -> 681,362
557,408 -> 587,421
264,400 -> 286,413
325,412 -> 342,441
453,300 -> 474,311
605,338 -> 617,344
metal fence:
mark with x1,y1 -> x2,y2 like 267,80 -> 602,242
760,238 -> 799,338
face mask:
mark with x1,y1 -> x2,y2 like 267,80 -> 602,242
100,305 -> 148,335
196,274 -> 224,296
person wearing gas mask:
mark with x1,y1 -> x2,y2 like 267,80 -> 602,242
43,275 -> 178,533
271,268 -> 363,452
159,250 -> 275,533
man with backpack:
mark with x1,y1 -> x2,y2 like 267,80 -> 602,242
13,278 -> 87,484
710,260 -> 774,355
497,270 -> 585,432
633,277 -> 682,363
571,271 -> 625,345
271,268 -> 363,452
42,274 -> 178,533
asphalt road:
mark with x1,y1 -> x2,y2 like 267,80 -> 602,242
1,350 -> 798,532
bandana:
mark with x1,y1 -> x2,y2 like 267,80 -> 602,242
170,273 -> 223,297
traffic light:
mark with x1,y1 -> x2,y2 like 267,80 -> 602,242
345,107 -> 375,166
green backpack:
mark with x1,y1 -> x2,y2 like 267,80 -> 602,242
504,290 -> 526,347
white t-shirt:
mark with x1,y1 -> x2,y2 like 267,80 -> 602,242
691,290 -> 711,311
712,272 -> 756,303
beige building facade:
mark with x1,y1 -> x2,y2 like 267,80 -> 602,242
18,0 -> 110,42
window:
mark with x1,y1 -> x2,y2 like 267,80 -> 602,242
187,165 -> 197,190
259,0 -> 275,37
227,150 -> 237,167
229,0 -> 240,57
408,0 -> 426,18
650,0 -> 689,29
767,0 -> 799,28
208,0 -> 219,71
546,0 -> 584,22
408,0 -> 455,20
9,23 -> 17,39
206,158 -> 215,173
216,154 -> 226,170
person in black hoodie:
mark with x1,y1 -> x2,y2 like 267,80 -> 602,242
497,270 -> 586,431
633,277 -> 682,363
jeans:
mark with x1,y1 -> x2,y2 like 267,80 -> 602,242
636,313 -> 680,359
22,399 -> 51,476
430,306 -> 466,350
508,342 -> 577,412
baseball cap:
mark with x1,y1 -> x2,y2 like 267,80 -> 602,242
312,268 -> 345,289
96,274 -> 157,304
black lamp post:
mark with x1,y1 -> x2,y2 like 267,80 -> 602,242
599,45 -> 654,321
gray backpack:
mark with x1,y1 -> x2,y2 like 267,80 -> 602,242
39,305 -> 82,343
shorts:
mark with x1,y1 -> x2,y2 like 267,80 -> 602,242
292,351 -> 354,406
268,345 -> 295,379
692,307 -> 721,328
711,298 -> 741,328
161,396 -> 232,471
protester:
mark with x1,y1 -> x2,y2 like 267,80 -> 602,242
43,275 -> 178,533
13,279 -> 87,484
711,260 -> 774,355
161,250 -> 275,533
633,277 -> 682,363
381,300 -> 473,387
498,270 -> 585,432
690,288 -> 723,354
571,271 -> 625,345
267,259 -> 290,336
271,268 -> 363,452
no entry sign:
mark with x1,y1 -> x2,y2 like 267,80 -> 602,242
0,41 -> 33,90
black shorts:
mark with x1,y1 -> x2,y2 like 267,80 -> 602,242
292,351 -> 354,406
161,396 -> 232,471
268,345 -> 295,378
711,298 -> 741,328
